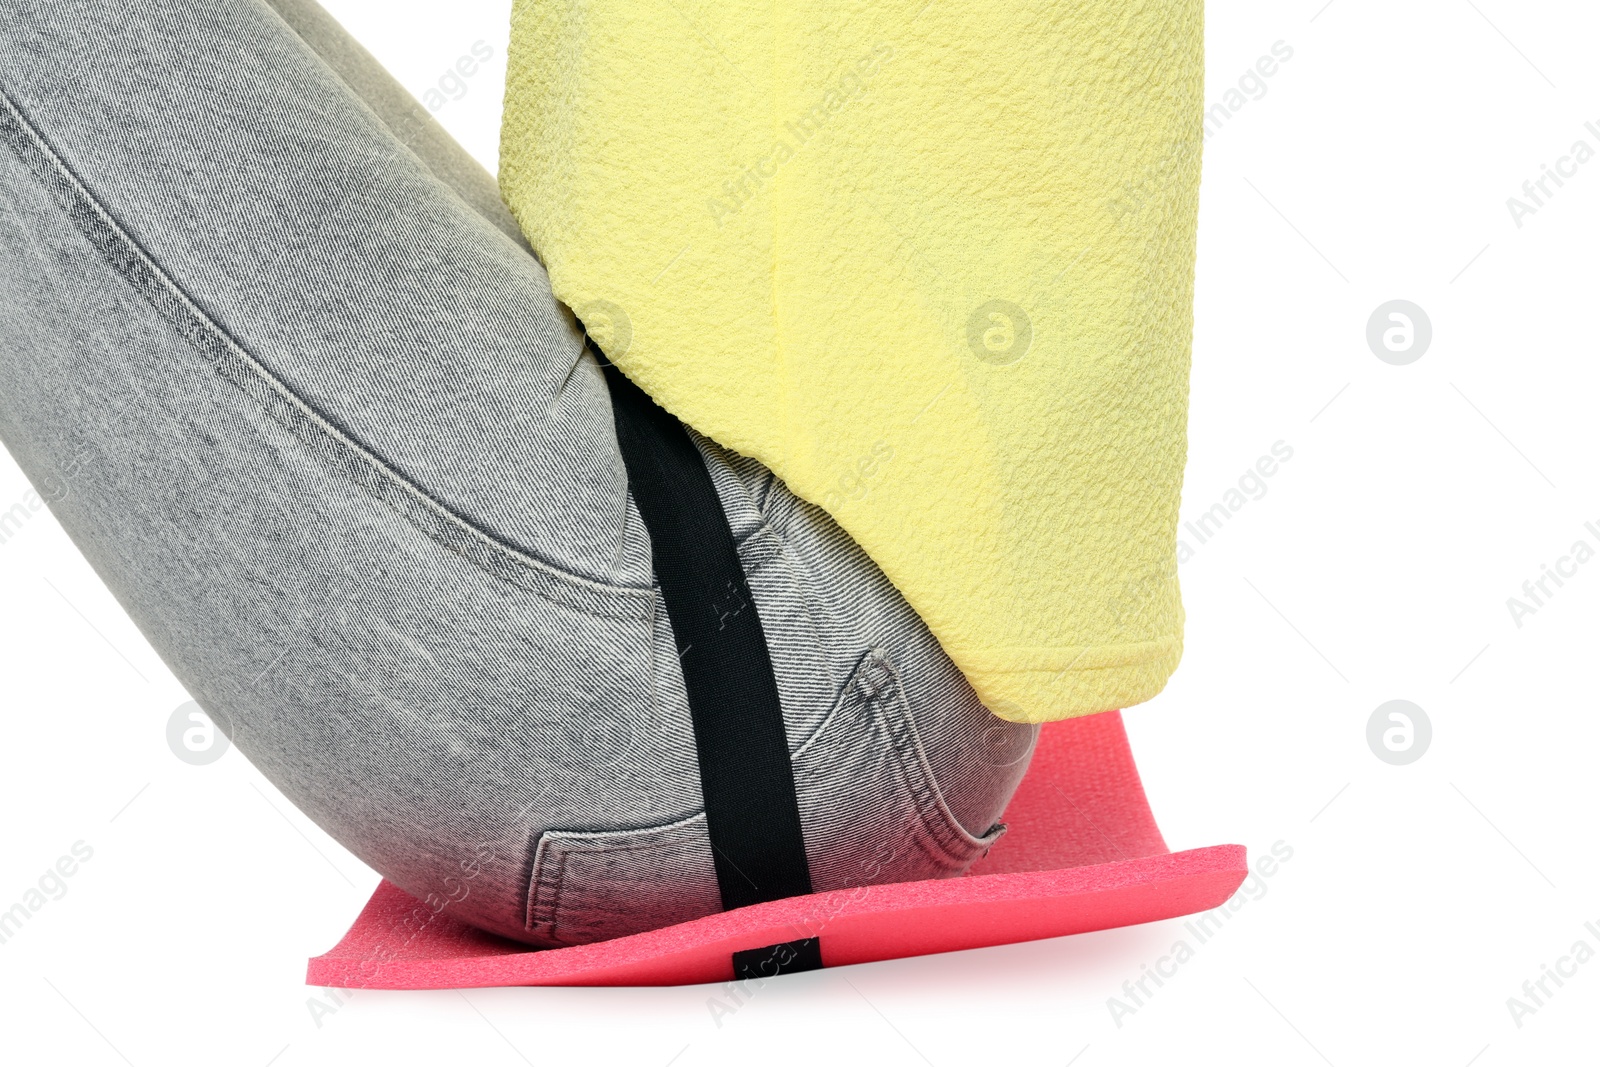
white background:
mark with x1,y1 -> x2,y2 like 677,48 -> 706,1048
2,1 -> 1597,1064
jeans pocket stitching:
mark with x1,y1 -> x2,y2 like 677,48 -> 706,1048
526,811 -> 710,943
862,652 -> 1008,866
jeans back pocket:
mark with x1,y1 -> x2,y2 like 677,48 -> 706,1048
791,649 -> 1007,893
524,649 -> 1005,946
525,810 -> 722,948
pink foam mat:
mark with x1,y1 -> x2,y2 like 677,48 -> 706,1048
308,711 -> 1246,988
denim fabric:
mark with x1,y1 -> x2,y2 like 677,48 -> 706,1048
0,0 -> 1037,947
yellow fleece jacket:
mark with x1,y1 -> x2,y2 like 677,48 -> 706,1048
499,0 -> 1204,723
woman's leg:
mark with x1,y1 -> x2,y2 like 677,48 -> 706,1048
262,0 -> 530,250
262,0 -> 1041,852
0,0 -> 1035,946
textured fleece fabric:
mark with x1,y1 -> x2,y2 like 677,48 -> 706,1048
499,0 -> 1205,724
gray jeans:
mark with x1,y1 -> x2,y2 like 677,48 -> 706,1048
0,0 -> 1037,947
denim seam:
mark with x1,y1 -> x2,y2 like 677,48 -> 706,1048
546,842 -> 568,934
754,468 -> 778,513
732,521 -> 780,566
792,650 -> 998,867
861,651 -> 1005,864
528,812 -> 709,940
523,655 -> 993,939
0,84 -> 652,623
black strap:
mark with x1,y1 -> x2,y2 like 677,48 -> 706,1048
601,355 -> 814,912
733,937 -> 823,981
